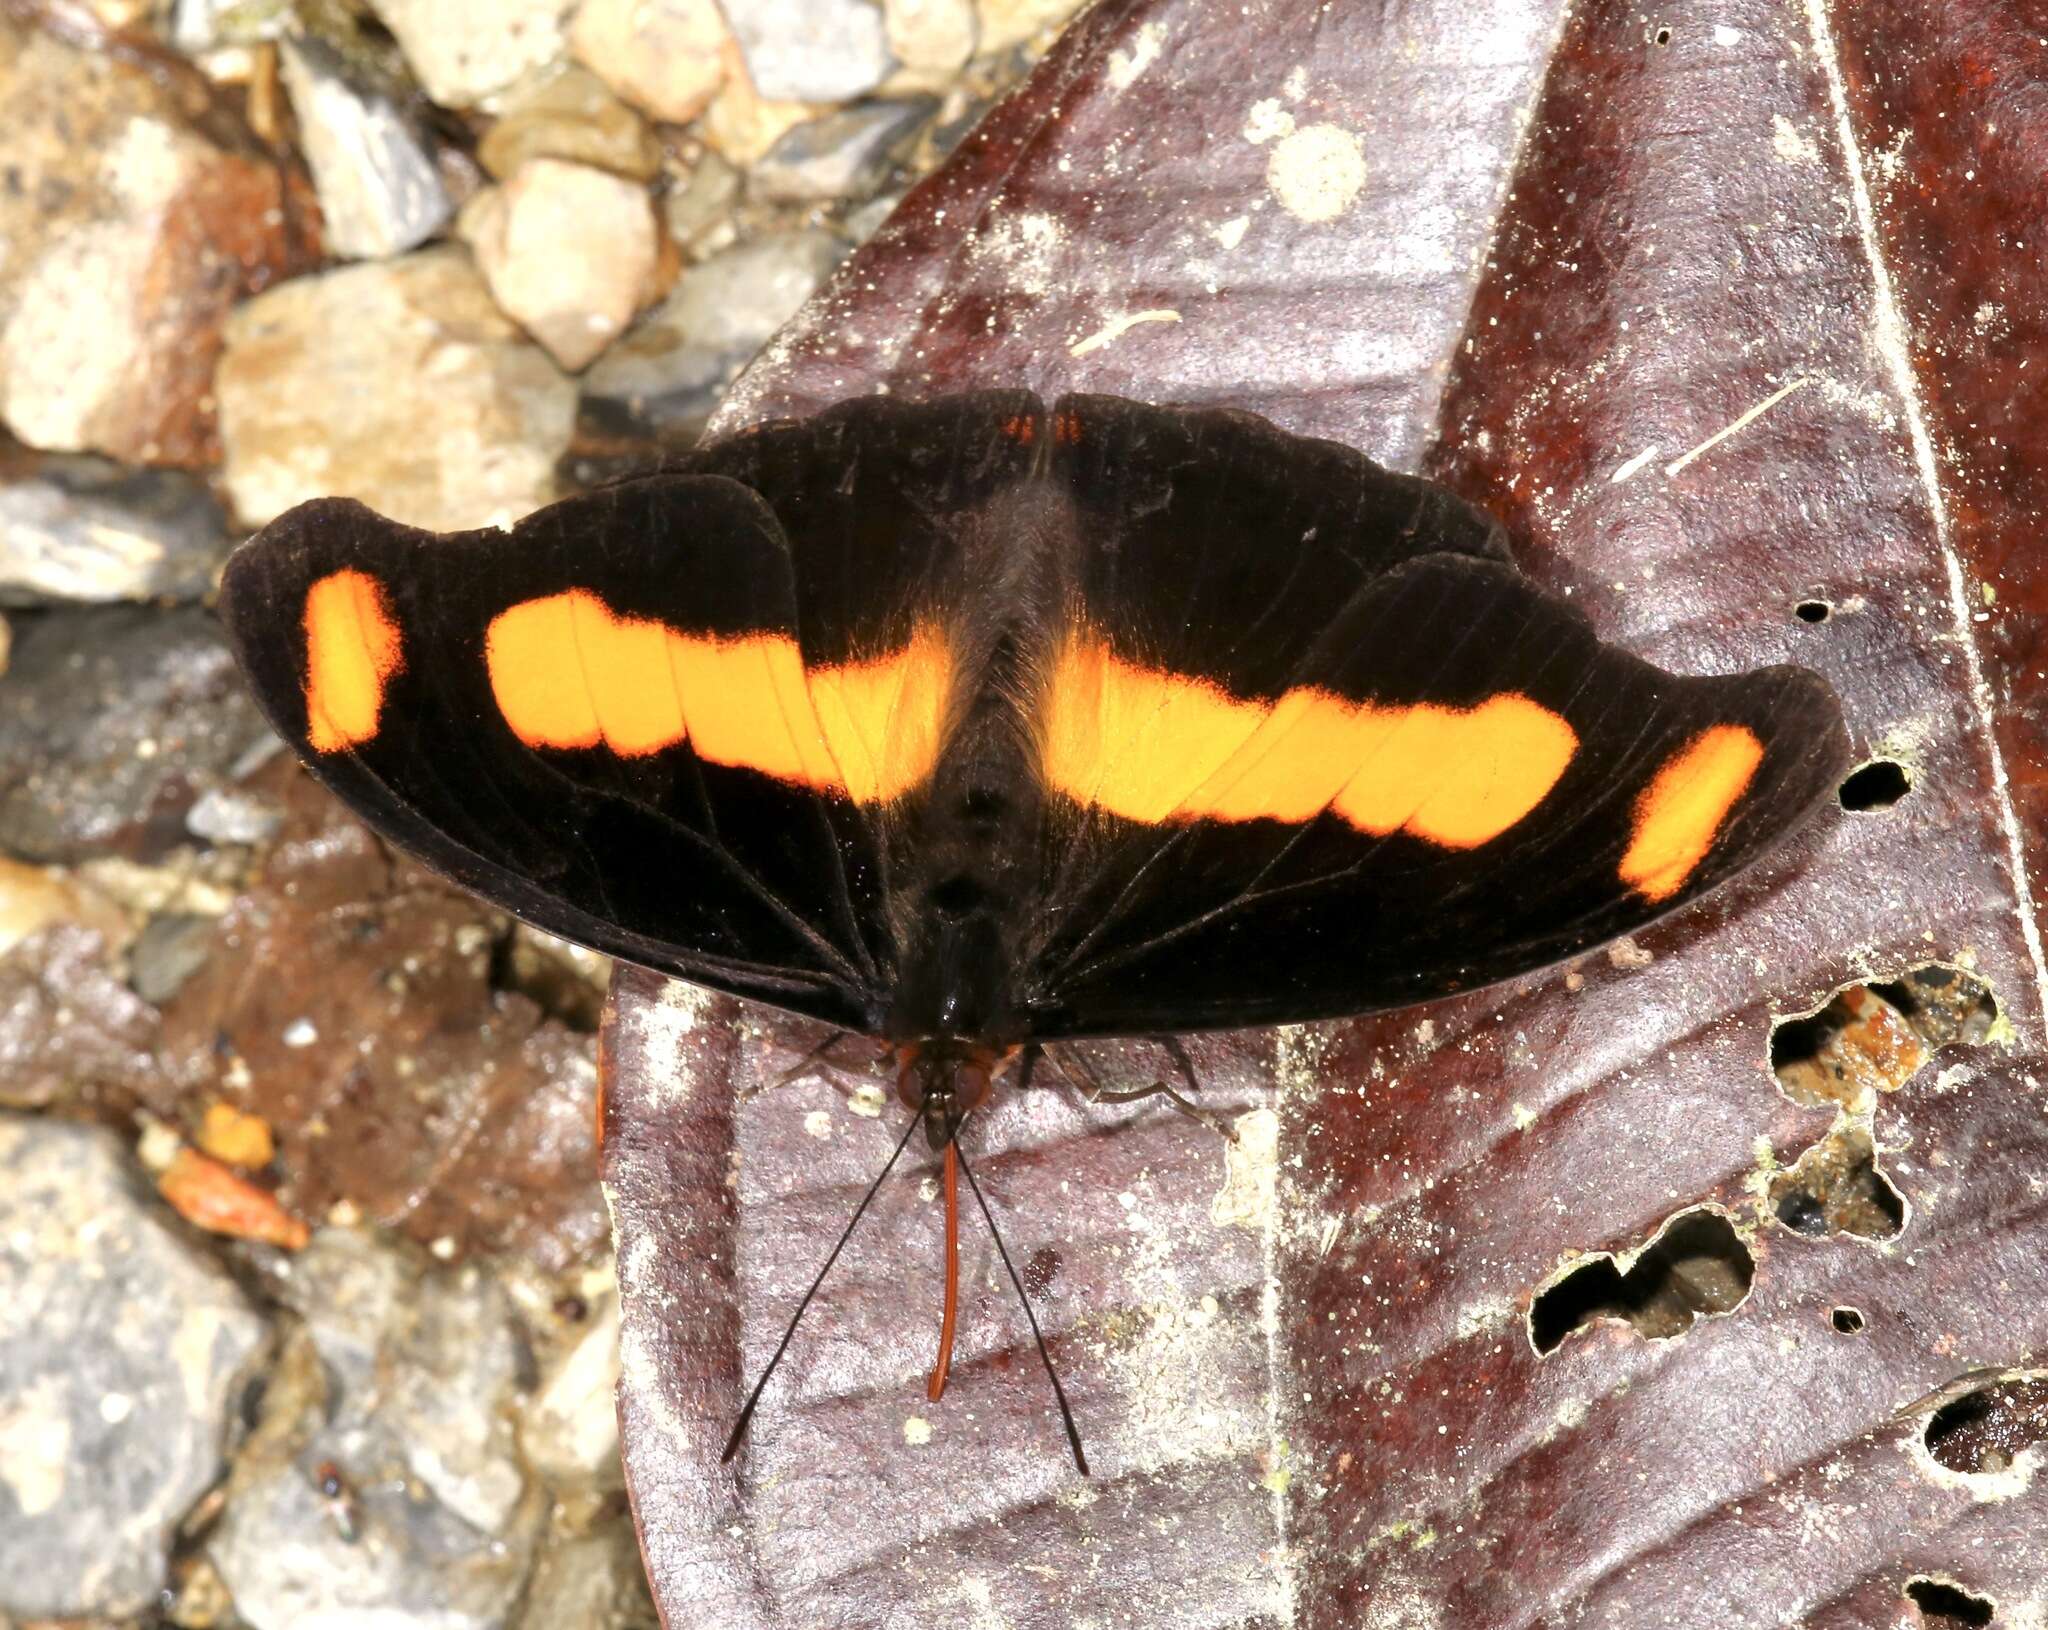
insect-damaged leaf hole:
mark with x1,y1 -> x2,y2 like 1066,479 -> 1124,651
1528,1207 -> 1753,1356
1829,1305 -> 1865,1334
1838,758 -> 1912,811
1905,1576 -> 1996,1628
1794,599 -> 1833,623
1923,1373 -> 2048,1476
1766,964 -> 1998,1241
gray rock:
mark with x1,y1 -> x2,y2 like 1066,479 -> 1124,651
0,606 -> 273,864
518,1288 -> 621,1487
752,97 -> 933,204
0,924 -> 160,1111
210,1229 -> 540,1630
726,0 -> 893,101
0,1115 -> 268,1619
129,911 -> 217,1006
280,36 -> 453,262
513,1517 -> 657,1630
0,451 -> 231,606
842,187 -> 905,244
661,149 -> 741,259
582,229 -> 845,428
185,784 -> 285,847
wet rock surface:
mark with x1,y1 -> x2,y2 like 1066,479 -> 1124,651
209,1229 -> 539,1630
0,447 -> 232,606
0,1115 -> 268,1619
0,606 -> 271,864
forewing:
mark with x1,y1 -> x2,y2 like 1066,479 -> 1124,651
677,389 -> 1045,664
1025,550 -> 1851,1037
1052,392 -> 1514,696
220,477 -> 932,1029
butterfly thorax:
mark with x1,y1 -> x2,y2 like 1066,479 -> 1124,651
881,477 -> 1073,1052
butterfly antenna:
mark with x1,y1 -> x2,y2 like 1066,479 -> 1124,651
952,1140 -> 1090,1476
722,1113 -> 923,1465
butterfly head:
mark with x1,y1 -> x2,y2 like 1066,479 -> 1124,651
895,1039 -> 997,1150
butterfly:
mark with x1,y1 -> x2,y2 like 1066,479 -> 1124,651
219,391 -> 1851,1472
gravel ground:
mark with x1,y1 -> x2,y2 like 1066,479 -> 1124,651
0,1 -> 1082,1623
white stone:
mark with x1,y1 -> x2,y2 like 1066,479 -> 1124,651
365,0 -> 570,108
465,159 -> 661,372
726,0 -> 892,101
568,0 -> 731,123
885,0 -> 975,71
216,248 -> 576,532
975,0 -> 1087,54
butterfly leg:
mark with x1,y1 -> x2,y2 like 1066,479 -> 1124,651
1041,1040 -> 1238,1143
741,1028 -> 885,1103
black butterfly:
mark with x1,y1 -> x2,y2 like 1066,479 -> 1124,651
220,392 -> 1849,1471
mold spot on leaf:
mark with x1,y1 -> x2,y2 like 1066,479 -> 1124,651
1904,1576 -> 1995,1628
1829,1305 -> 1866,1334
1923,1374 -> 2048,1476
1528,1207 -> 1753,1356
1838,758 -> 1912,810
1794,598 -> 1832,623
1769,1128 -> 1904,1241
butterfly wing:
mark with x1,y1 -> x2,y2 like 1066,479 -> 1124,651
1020,399 -> 1849,1037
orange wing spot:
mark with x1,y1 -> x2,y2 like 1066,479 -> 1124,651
303,569 -> 402,752
486,589 -> 949,802
486,591 -> 608,751
808,623 -> 952,803
1345,696 -> 1580,848
1620,723 -> 1765,902
1042,635 -> 1576,846
1002,414 -> 1036,445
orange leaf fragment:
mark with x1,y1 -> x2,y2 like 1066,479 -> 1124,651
197,1101 -> 277,1169
160,1148 -> 310,1250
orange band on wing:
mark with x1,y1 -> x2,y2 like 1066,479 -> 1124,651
1619,723 -> 1764,902
484,590 -> 949,803
303,569 -> 403,752
1042,636 -> 1576,847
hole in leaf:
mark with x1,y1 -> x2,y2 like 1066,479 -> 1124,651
1924,1375 -> 2048,1475
1839,758 -> 1911,810
1652,25 -> 1672,45
1770,1127 -> 1905,1241
1530,1207 -> 1753,1356
1905,1577 -> 1995,1628
1830,1305 -> 1865,1334
1794,599 -> 1832,623
1771,966 -> 1997,1111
